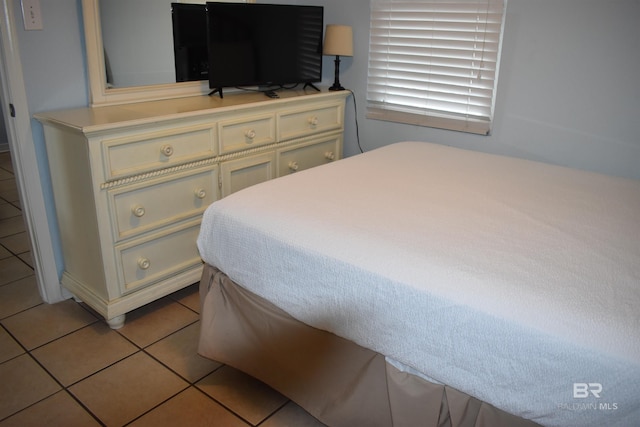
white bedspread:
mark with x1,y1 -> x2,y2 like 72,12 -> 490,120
197,141 -> 640,427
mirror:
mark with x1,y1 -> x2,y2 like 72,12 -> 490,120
82,0 -> 253,106
100,0 -> 176,88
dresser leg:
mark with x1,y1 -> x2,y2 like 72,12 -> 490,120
107,314 -> 126,329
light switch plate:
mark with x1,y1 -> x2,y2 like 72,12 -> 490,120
21,0 -> 43,31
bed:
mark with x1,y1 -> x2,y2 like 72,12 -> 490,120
197,141 -> 640,427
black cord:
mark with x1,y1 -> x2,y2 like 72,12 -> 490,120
347,89 -> 364,153
235,83 -> 302,91
279,83 -> 300,90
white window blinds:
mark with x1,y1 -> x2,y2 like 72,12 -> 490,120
367,0 -> 506,135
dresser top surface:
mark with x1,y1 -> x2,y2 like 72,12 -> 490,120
34,88 -> 348,134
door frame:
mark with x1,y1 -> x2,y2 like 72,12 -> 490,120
0,0 -> 65,303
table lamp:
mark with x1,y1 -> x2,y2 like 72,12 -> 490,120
323,25 -> 353,91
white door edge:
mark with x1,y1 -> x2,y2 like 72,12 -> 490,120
0,0 -> 67,303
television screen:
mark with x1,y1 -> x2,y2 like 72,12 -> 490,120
206,3 -> 324,96
171,3 -> 208,82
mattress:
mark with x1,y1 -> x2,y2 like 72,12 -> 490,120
197,141 -> 640,426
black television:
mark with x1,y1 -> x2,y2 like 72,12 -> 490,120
205,2 -> 324,98
171,3 -> 208,82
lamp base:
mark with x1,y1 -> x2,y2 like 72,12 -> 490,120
329,55 -> 346,92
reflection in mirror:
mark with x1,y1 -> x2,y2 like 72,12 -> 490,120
171,3 -> 209,83
100,0 -> 176,88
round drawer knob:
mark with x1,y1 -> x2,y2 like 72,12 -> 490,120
194,188 -> 207,199
131,205 -> 146,218
137,258 -> 151,270
308,116 -> 319,126
324,151 -> 335,161
161,144 -> 174,157
245,129 -> 256,140
288,161 -> 299,171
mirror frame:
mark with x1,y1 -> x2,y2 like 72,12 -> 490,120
82,0 -> 254,106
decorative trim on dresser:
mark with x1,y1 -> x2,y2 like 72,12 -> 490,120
35,89 -> 348,328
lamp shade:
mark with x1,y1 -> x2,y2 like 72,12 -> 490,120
323,25 -> 353,57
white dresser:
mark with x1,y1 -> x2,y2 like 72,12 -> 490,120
36,89 -> 348,328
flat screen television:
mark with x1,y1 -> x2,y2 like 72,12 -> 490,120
171,3 -> 208,82
206,3 -> 324,98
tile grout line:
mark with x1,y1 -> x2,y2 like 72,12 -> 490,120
0,320 -> 105,426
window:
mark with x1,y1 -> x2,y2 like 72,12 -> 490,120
367,0 -> 506,135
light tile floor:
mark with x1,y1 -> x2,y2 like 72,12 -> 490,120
0,150 -> 326,426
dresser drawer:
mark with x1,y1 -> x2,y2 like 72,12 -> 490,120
116,221 -> 202,295
109,167 -> 217,241
102,124 -> 216,180
277,135 -> 342,176
219,113 -> 276,154
278,103 -> 343,141
220,151 -> 276,197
